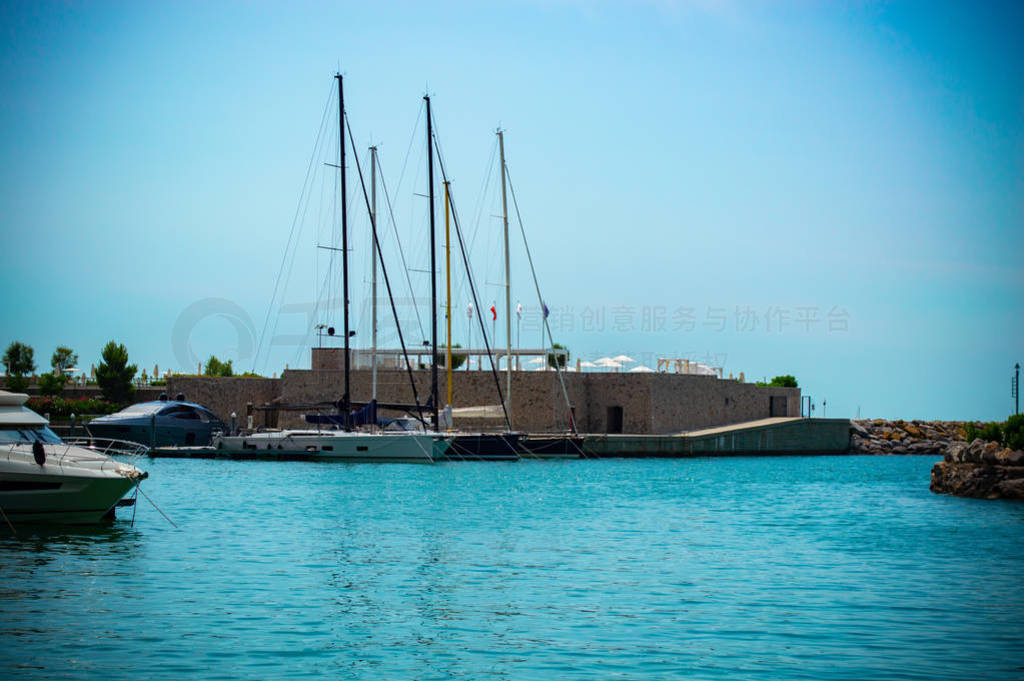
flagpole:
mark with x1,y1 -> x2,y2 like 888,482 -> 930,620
541,306 -> 545,370
515,301 -> 521,371
467,303 -> 473,370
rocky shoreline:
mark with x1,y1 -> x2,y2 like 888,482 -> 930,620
930,439 -> 1024,500
849,419 -> 1023,500
850,419 -> 965,456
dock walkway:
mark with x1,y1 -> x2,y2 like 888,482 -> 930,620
582,418 -> 851,458
147,418 -> 852,460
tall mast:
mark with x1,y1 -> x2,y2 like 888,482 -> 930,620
444,180 -> 453,412
498,130 -> 512,425
336,73 -> 351,431
370,145 -> 378,401
425,95 -> 439,431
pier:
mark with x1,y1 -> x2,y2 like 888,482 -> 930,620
147,418 -> 851,460
582,418 -> 851,458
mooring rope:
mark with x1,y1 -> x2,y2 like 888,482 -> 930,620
130,483 -> 140,527
0,503 -> 15,536
138,487 -> 178,529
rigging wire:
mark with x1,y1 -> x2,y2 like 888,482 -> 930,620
469,137 -> 499,257
299,125 -> 363,370
393,105 -> 423,216
432,116 -> 498,350
429,108 -> 511,431
450,136 -> 499,339
376,154 -> 427,342
255,79 -> 335,372
505,163 -> 577,433
346,113 -> 426,424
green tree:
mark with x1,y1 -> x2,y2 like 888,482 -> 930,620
769,374 -> 798,388
51,346 -> 78,375
96,341 -> 137,403
3,341 -> 36,392
548,343 -> 569,369
204,355 -> 234,377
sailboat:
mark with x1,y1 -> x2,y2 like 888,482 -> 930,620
473,129 -> 583,459
420,100 -> 523,462
212,74 -> 449,463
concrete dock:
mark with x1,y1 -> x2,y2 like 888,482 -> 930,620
148,418 -> 851,460
582,418 -> 851,457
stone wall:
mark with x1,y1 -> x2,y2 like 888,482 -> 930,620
165,376 -> 281,428
166,369 -> 801,434
649,374 -> 800,432
234,369 -> 797,433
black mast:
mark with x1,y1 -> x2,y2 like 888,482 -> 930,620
425,96 -> 439,431
337,74 -> 351,431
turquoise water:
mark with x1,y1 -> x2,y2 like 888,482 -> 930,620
1,456 -> 1022,680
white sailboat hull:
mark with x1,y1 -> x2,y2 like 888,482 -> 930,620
212,431 -> 448,463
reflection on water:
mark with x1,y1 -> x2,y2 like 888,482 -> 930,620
1,456 -> 1022,680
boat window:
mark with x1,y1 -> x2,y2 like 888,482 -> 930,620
37,426 -> 61,443
0,426 -> 62,444
0,429 -> 27,443
161,406 -> 201,420
117,403 -> 164,416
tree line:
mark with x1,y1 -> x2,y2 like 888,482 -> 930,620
3,340 -> 139,403
3,340 -> 255,405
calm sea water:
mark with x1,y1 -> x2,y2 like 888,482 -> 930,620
1,455 -> 1021,680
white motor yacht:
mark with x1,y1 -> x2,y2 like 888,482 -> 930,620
0,391 -> 148,525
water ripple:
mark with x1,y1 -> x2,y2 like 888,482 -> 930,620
1,456 -> 1022,679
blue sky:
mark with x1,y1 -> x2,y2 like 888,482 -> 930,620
1,0 -> 1021,420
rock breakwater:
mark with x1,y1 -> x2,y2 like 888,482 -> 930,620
850,419 -> 964,455
930,439 -> 1024,500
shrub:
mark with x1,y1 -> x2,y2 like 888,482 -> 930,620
96,341 -> 137,403
3,341 -> 36,392
204,355 -> 234,377
547,343 -> 569,369
38,373 -> 68,397
436,344 -> 467,371
27,396 -> 121,419
1004,414 -> 1024,451
979,422 -> 1003,443
769,375 -> 798,388
967,421 -> 1003,444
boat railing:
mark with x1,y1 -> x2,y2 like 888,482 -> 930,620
63,437 -> 151,462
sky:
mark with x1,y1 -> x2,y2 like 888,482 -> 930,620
0,0 -> 1021,421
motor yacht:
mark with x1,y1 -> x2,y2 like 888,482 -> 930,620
0,391 -> 148,525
